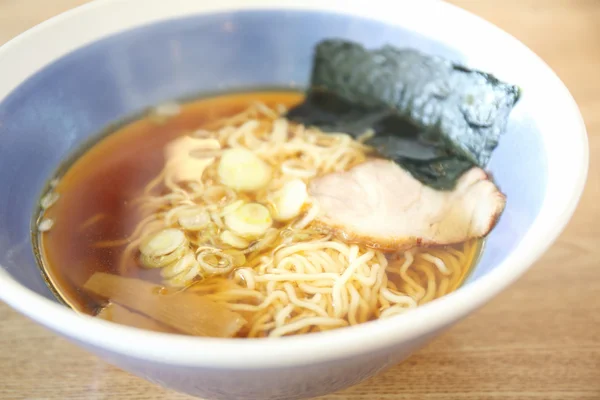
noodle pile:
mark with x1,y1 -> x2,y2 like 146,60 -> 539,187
98,102 -> 479,338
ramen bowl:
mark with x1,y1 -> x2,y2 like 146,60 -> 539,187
0,1 -> 587,399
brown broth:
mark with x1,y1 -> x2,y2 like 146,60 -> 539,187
36,90 -> 482,337
38,91 -> 304,314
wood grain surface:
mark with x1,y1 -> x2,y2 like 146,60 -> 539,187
1,1 -> 599,399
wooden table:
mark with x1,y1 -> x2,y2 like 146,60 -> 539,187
1,1 -> 599,399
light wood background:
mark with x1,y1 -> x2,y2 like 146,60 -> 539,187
1,1 -> 599,399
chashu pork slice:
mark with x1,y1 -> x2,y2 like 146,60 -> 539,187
309,159 -> 505,251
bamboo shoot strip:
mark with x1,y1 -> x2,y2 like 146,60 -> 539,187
97,302 -> 180,334
84,272 -> 247,338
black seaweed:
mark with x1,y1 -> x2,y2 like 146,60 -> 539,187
287,39 -> 521,190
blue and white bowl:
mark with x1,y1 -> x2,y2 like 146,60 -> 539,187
0,1 -> 587,399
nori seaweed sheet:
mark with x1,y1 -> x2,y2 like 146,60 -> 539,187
287,39 -> 521,190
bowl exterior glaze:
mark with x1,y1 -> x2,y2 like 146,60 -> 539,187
73,330 -> 440,399
0,2 -> 587,399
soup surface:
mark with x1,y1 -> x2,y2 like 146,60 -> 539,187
36,91 -> 481,338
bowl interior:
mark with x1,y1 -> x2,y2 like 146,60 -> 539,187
0,10 -> 546,303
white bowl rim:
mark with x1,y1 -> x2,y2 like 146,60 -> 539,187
0,0 -> 588,368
